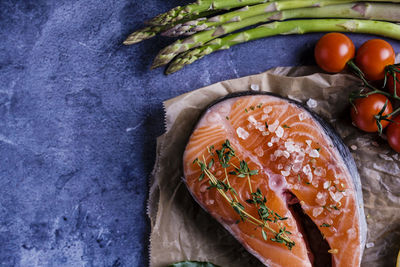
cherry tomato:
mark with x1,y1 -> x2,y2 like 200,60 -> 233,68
387,115 -> 400,152
355,39 -> 395,81
386,67 -> 400,97
314,33 -> 355,73
350,93 -> 393,133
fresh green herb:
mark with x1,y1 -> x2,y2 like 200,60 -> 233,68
334,184 -> 345,192
225,116 -> 229,120
256,103 -> 263,108
245,108 -> 248,113
283,124 -> 291,128
235,160 -> 258,178
265,122 -> 268,129
250,106 -> 255,111
320,223 -> 331,227
193,140 -> 295,250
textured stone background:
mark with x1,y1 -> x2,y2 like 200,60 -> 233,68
0,1 -> 399,266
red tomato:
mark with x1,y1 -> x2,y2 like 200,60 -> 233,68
386,67 -> 400,97
314,33 -> 355,73
387,116 -> 400,152
355,39 -> 395,81
350,93 -> 393,133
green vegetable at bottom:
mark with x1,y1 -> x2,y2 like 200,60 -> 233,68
166,19 -> 400,74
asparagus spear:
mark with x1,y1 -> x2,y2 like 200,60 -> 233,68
152,0 -> 400,68
147,0 -> 271,26
124,26 -> 163,45
166,19 -> 400,74
163,0 -> 400,37
123,10 -> 222,45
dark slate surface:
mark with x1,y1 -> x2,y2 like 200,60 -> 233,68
1,1 -> 399,266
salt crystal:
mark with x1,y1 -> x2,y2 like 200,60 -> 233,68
206,199 -> 215,205
314,167 -> 326,177
254,146 -> 264,157
393,153 -> 399,161
302,164 -> 313,182
285,165 -> 291,171
262,131 -> 269,136
250,84 -> 260,91
350,145 -> 358,151
330,191 -> 344,202
263,106 -> 272,114
291,163 -> 302,173
267,142 -> 273,147
237,127 -> 250,140
255,123 -> 265,131
271,136 -> 280,143
268,120 -> 280,132
298,112 -> 306,121
200,185 -> 208,193
285,141 -> 295,153
312,207 -> 323,217
309,149 -> 320,158
247,123 -> 254,130
306,140 -> 312,147
247,115 -> 257,124
307,98 -> 318,108
261,114 -> 269,120
275,126 -> 284,138
323,181 -> 331,189
282,151 -> 290,159
347,228 -> 356,240
312,181 -> 319,188
315,192 -> 327,206
274,150 -> 283,157
278,164 -> 283,170
294,153 -> 305,163
281,170 -> 290,177
366,242 -> 375,248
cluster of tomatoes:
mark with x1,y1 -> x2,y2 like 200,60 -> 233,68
314,33 -> 400,153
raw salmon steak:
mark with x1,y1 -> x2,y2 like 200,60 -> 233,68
183,93 -> 367,267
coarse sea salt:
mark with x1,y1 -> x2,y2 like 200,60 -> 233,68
275,126 -> 284,138
236,127 -> 250,140
250,84 -> 260,91
247,115 -> 257,124
263,106 -> 272,114
302,164 -> 313,182
309,149 -> 320,158
281,170 -> 290,177
306,140 -> 312,147
330,191 -> 344,203
298,112 -> 306,121
307,98 -> 318,108
366,242 -> 375,248
315,192 -> 327,206
254,146 -> 264,157
268,120 -> 280,132
312,207 -> 324,217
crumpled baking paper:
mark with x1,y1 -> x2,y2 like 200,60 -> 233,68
148,64 -> 400,267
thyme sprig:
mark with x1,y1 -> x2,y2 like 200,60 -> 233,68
193,139 -> 295,250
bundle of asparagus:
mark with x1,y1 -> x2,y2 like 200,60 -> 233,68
124,0 -> 400,74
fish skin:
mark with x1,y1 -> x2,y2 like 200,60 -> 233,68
183,92 -> 367,267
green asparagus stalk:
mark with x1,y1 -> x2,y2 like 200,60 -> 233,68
152,0 -> 400,68
124,26 -> 163,45
123,10 -> 220,45
166,19 -> 400,74
147,0 -> 272,26
163,0 -> 400,37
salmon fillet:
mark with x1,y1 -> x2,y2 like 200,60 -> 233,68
183,93 -> 366,267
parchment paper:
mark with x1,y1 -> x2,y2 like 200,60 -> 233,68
148,64 -> 400,267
